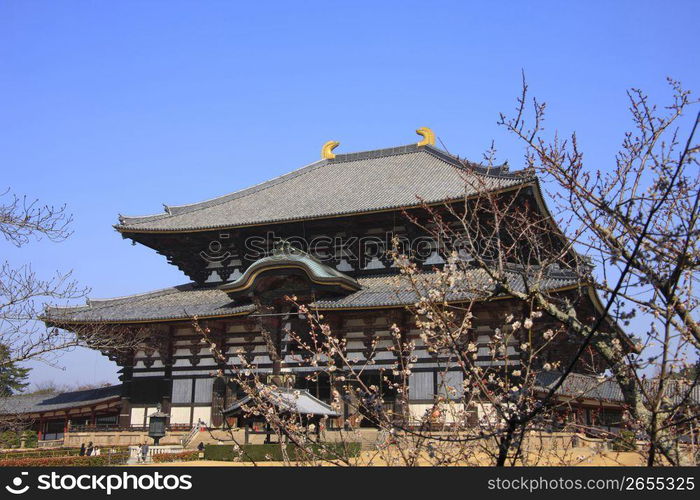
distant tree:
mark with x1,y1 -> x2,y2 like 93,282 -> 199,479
0,344 -> 29,396
673,361 -> 699,380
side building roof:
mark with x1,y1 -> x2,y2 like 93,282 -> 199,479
222,387 -> 340,417
535,371 -> 700,406
116,144 -> 531,233
0,385 -> 121,416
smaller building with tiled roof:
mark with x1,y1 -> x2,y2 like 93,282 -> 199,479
0,386 -> 121,441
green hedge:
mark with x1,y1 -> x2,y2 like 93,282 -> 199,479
0,448 -> 79,460
0,452 -> 130,467
152,450 -> 200,463
205,442 -> 361,462
0,446 -> 130,461
611,430 -> 638,451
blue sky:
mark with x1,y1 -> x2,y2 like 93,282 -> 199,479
1,1 -> 698,388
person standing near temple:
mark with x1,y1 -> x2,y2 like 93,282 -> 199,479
86,441 -> 94,456
140,442 -> 149,463
79,443 -> 86,456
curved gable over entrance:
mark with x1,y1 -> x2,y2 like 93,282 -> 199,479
221,244 -> 360,298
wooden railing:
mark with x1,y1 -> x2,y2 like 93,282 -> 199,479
128,445 -> 183,463
181,424 -> 201,448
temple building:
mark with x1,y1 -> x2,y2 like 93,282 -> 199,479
31,128 -> 632,442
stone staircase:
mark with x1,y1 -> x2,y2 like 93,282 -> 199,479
182,427 -> 236,449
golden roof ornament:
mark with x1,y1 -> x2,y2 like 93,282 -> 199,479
416,127 -> 435,146
321,140 -> 340,159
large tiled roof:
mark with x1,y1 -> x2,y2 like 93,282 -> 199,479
116,144 -> 530,233
44,269 -> 579,324
0,385 -> 121,415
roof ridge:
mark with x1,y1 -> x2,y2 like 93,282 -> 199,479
42,385 -> 121,398
87,284 -> 196,307
48,283 -> 197,312
423,145 -> 531,180
331,143 -> 420,162
3,392 -> 59,400
158,146 -> 472,223
119,158 -> 329,226
117,145 -> 494,228
110,144 -> 533,233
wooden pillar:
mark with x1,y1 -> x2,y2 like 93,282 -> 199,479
158,329 -> 174,426
119,398 -> 132,428
256,301 -> 282,381
118,351 -> 134,428
209,323 -> 227,428
265,421 -> 272,444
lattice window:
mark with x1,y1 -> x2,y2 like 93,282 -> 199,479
171,378 -> 193,404
194,378 -> 214,403
438,370 -> 464,400
409,371 -> 434,401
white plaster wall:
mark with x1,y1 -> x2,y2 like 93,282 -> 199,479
191,407 -> 211,426
169,407 -> 191,425
409,403 -> 464,423
408,404 -> 432,420
130,407 -> 146,427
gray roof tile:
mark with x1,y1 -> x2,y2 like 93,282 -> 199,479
312,269 -> 579,309
46,284 -> 255,324
535,371 -> 700,406
535,371 -> 625,402
223,387 -> 340,417
0,385 -> 121,415
45,269 -> 578,324
117,144 -> 530,233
